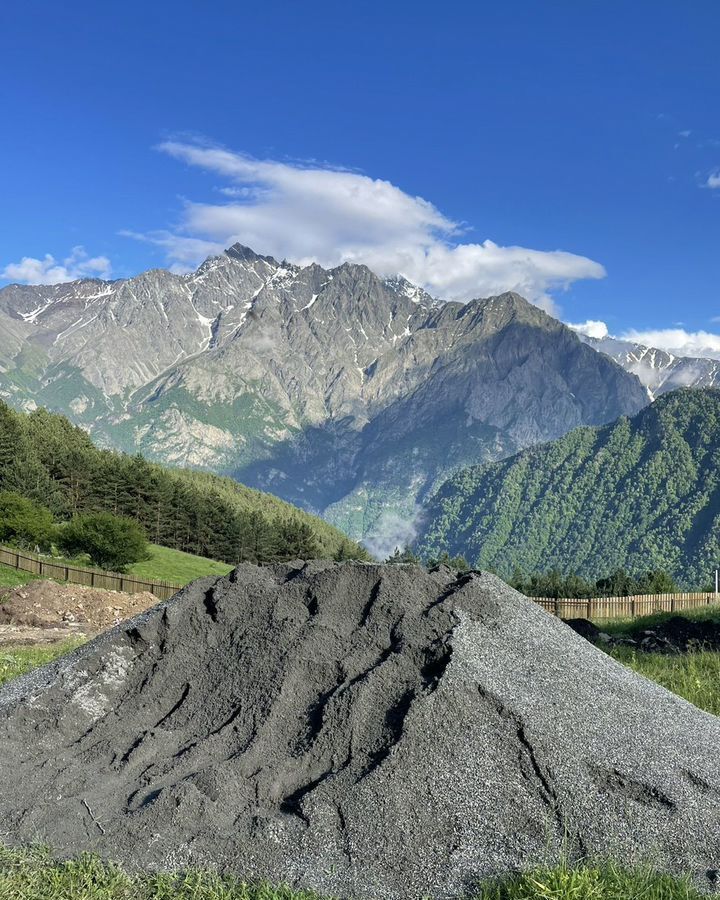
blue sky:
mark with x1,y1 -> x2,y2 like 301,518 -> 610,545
2,0 -> 720,355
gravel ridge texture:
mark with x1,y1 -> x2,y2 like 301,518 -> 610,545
1,561 -> 719,898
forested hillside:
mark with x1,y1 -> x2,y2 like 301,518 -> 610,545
416,389 -> 720,587
0,400 -> 367,565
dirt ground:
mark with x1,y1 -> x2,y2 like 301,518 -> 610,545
0,579 -> 159,645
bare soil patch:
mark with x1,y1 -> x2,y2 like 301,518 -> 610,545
0,579 -> 158,645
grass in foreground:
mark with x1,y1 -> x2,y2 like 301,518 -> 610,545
0,848 -> 705,899
482,859 -> 703,899
0,847 -> 323,900
0,640 -> 85,689
607,646 -> 720,715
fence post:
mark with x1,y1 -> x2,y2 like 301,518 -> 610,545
631,597 -> 636,618
90,571 -> 95,588
671,595 -> 676,613
554,599 -> 560,618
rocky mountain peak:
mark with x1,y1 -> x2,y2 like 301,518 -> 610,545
224,243 -> 280,265
0,244 -> 651,545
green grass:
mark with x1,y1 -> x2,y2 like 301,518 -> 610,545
607,646 -> 720,716
0,848 -> 705,899
7,543 -> 234,587
0,562 -> 41,590
0,641 -> 85,688
126,543 -> 233,585
480,859 -> 703,898
0,846 -> 323,900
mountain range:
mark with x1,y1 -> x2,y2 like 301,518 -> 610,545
416,388 -> 720,587
579,333 -> 720,398
0,244 -> 665,551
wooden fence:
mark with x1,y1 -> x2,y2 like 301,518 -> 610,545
533,592 -> 719,621
2,544 -> 719,620
0,545 -> 183,601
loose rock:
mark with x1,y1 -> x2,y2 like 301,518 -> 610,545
1,562 -> 719,898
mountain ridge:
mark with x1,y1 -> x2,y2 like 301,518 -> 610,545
0,245 -> 649,546
416,387 -> 720,586
578,332 -> 720,398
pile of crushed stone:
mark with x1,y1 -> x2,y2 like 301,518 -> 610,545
0,579 -> 157,644
1,561 -> 719,899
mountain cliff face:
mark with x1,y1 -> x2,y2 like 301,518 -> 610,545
0,244 -> 648,547
579,334 -> 720,398
416,389 -> 720,587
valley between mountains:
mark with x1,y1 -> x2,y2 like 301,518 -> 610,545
0,242 -> 657,551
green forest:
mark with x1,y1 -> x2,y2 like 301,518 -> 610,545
416,389 -> 720,588
0,400 -> 367,567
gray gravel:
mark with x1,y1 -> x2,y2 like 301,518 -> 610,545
1,561 -> 720,898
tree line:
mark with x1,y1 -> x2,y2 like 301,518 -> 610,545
507,567 -> 680,599
0,401 -> 368,568
385,545 -> 684,597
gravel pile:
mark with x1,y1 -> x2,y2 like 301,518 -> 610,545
1,561 -> 719,898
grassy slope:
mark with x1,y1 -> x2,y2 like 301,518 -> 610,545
599,606 -> 720,715
0,545 -> 233,588
608,647 -> 720,716
0,562 -> 40,590
127,544 -> 233,584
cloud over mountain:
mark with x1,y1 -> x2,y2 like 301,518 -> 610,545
128,140 -> 606,310
621,327 -> 720,360
2,246 -> 112,285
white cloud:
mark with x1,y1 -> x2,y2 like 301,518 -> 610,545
126,140 -> 606,310
2,246 -> 112,285
619,328 -> 720,360
363,506 -> 423,561
568,319 -> 720,362
566,319 -> 609,339
706,171 -> 720,189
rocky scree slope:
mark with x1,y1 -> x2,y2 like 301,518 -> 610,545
0,245 -> 648,543
1,561 -> 720,898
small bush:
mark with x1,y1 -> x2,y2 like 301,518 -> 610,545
57,512 -> 150,572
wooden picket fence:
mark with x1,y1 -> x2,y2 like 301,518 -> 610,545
533,591 -> 719,621
0,545 -> 183,601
